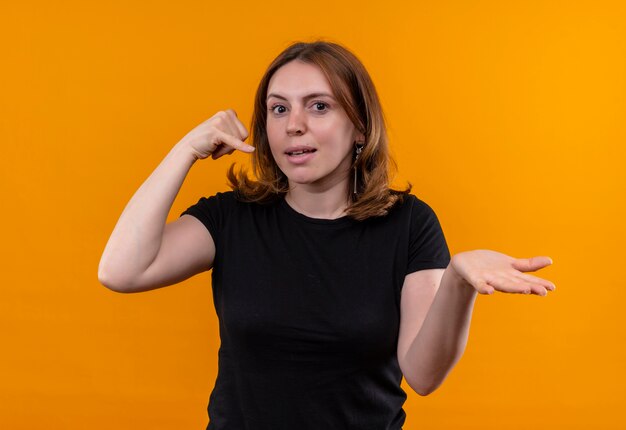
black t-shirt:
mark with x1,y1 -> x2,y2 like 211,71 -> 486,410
181,192 -> 450,430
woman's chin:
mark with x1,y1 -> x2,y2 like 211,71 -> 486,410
287,176 -> 317,187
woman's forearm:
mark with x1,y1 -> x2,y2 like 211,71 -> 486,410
98,141 -> 197,289
402,261 -> 478,395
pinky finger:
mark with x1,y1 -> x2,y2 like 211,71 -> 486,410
476,280 -> 495,295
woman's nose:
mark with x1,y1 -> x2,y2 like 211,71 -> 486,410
286,107 -> 306,136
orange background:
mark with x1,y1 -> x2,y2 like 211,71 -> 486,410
1,1 -> 625,428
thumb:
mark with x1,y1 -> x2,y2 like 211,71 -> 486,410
512,256 -> 553,273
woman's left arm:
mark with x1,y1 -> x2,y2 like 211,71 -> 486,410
397,250 -> 555,396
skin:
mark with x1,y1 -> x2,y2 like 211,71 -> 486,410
99,59 -> 555,397
266,60 -> 365,219
397,252 -> 554,395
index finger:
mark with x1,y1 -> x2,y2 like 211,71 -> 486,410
215,129 -> 255,153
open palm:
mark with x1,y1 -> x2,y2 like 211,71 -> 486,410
450,250 -> 556,296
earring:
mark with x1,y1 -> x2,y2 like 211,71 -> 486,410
353,143 -> 364,194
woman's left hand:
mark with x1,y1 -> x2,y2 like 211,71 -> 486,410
449,250 -> 556,296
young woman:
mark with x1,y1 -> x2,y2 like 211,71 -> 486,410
99,41 -> 555,429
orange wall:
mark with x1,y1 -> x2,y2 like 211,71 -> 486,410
1,1 -> 624,428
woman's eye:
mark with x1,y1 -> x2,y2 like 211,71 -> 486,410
270,105 -> 286,114
313,102 -> 328,111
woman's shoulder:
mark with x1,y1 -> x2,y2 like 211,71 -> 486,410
185,190 -> 237,209
192,189 -> 271,205
202,189 -> 282,212
388,191 -> 431,211
182,190 -> 247,219
384,192 -> 443,225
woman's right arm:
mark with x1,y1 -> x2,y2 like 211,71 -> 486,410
98,110 -> 254,293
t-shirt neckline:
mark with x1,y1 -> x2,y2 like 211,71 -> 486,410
279,197 -> 353,226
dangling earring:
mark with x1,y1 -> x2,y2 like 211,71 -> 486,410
353,143 -> 364,194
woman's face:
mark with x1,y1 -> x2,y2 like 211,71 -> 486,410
266,60 -> 362,190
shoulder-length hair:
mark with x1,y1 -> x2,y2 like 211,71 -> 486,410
227,40 -> 410,221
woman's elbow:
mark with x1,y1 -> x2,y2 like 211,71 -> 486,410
405,378 -> 439,396
98,264 -> 135,293
98,274 -> 128,293
401,365 -> 447,396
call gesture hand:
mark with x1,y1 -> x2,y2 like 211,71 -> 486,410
181,109 -> 255,160
450,250 -> 556,296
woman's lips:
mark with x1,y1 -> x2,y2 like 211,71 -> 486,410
285,148 -> 317,165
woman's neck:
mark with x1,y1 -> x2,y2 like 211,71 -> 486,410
285,179 -> 350,220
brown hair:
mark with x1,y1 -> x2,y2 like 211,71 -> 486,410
227,40 -> 410,221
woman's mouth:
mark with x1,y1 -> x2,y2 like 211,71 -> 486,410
285,147 -> 317,164
285,148 -> 317,156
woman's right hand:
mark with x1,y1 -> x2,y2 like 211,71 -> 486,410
180,109 -> 255,160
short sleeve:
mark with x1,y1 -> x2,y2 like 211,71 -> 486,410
179,192 -> 230,248
406,196 -> 451,274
